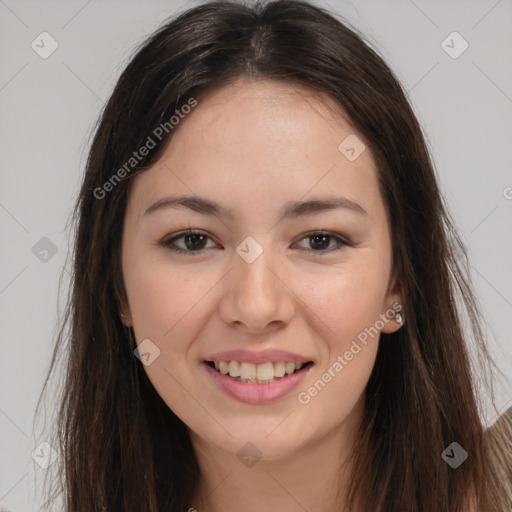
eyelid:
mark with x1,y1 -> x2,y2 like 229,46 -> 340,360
156,230 -> 216,256
292,230 -> 350,253
159,229 -> 350,255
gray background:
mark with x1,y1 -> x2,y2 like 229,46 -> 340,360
1,0 -> 511,510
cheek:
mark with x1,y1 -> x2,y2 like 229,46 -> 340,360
122,255 -> 219,411
123,251 -> 219,337
293,268 -> 382,420
294,258 -> 390,347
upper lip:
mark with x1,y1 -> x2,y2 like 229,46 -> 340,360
204,349 -> 313,365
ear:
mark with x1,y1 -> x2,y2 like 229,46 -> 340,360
380,276 -> 405,334
119,305 -> 133,327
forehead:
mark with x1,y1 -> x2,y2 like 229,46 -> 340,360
126,79 -> 385,223
171,79 -> 361,157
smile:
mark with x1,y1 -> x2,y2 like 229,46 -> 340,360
206,360 -> 313,384
203,360 -> 315,404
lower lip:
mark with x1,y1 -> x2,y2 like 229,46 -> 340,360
203,362 -> 314,404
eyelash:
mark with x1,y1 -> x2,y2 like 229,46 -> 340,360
159,229 -> 350,255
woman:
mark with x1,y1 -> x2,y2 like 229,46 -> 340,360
36,0 -> 512,510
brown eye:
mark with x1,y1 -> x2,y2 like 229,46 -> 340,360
309,234 -> 331,250
295,231 -> 349,253
160,230 -> 217,254
183,233 -> 208,250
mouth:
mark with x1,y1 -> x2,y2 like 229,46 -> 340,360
205,360 -> 314,384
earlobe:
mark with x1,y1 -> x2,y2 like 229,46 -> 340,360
380,301 -> 405,334
381,278 -> 405,333
394,309 -> 404,327
119,311 -> 133,327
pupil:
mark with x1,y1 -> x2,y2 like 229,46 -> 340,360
310,235 -> 329,250
185,233 -> 206,250
183,234 -> 331,251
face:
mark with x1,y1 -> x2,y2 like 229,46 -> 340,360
120,79 -> 402,461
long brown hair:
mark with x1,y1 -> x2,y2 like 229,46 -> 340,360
35,0 -> 512,510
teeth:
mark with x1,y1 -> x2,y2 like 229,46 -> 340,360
256,362 -> 274,381
274,361 -> 286,378
212,360 -> 308,382
219,361 -> 229,374
285,362 -> 296,375
228,360 -> 240,377
240,362 -> 256,380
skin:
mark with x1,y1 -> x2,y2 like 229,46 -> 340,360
120,78 -> 403,512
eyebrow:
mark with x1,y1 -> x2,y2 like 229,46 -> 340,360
143,194 -> 367,219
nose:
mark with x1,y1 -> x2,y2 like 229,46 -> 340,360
218,245 -> 295,334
